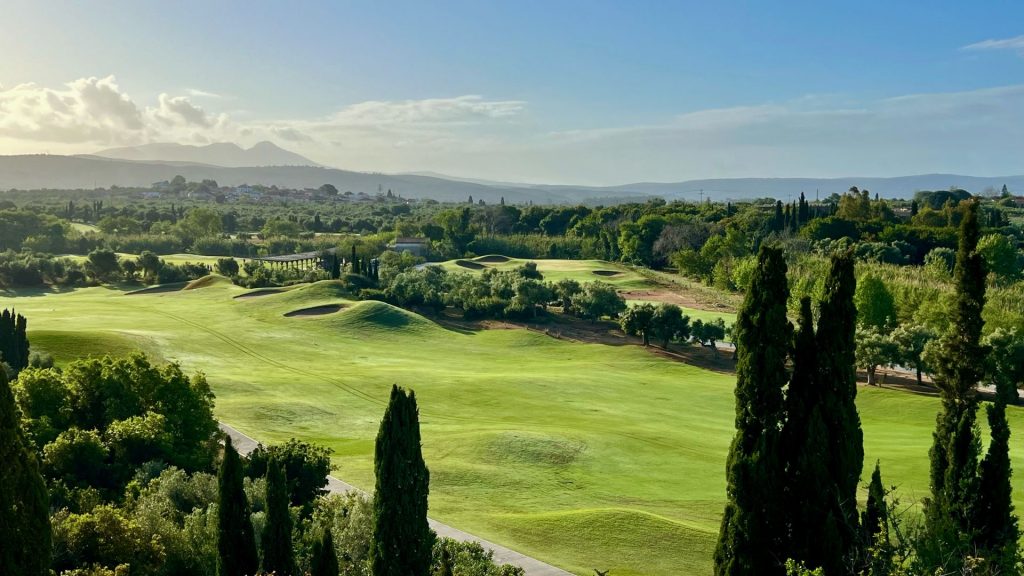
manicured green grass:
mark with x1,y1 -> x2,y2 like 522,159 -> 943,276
2,277 -> 1023,575
61,252 -> 228,268
625,298 -> 737,327
436,256 -> 656,289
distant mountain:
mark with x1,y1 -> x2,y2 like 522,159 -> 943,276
0,153 -> 1020,204
601,175 -> 1024,201
93,141 -> 320,168
0,155 -> 649,204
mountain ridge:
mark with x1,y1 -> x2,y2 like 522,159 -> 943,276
1,153 -> 1021,203
94,141 -> 320,168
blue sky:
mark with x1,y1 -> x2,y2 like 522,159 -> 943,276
1,0 -> 1022,183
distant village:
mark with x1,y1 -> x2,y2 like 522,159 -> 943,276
144,176 -> 421,205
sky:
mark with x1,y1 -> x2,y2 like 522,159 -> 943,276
1,0 -> 1023,185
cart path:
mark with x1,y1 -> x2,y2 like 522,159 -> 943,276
219,422 -> 575,576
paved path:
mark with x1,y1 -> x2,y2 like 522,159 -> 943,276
219,423 -> 574,576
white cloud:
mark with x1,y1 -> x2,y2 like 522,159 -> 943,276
185,88 -> 225,99
962,35 -> 1024,55
151,93 -> 220,128
0,76 -> 1022,183
0,76 -> 145,143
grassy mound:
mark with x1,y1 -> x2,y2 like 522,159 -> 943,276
496,508 -> 715,575
233,287 -> 285,299
484,432 -> 587,467
328,300 -> 435,332
261,281 -> 349,307
29,330 -> 161,365
283,304 -> 346,317
183,274 -> 233,290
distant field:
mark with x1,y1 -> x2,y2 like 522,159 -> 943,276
2,274 -> 1022,574
60,252 -> 231,270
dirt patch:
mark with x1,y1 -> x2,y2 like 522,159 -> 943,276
619,289 -> 707,309
474,255 -> 510,263
455,259 -> 486,270
592,270 -> 622,277
283,304 -> 346,317
234,288 -> 284,299
125,283 -> 186,295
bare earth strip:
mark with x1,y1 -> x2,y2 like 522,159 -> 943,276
219,422 -> 574,576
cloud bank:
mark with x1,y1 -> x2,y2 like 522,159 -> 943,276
0,75 -> 1022,184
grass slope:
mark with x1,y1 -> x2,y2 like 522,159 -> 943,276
2,277 -> 1023,575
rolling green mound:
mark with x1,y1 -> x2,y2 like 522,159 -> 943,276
183,274 -> 233,290
324,300 -> 436,332
29,329 -> 162,365
495,508 -> 716,576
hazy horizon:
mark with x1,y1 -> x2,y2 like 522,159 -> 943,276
1,1 -> 1022,185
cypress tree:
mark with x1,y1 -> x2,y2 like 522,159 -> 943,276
262,461 -> 296,575
861,462 -> 886,546
714,246 -> 792,576
921,200 -> 987,570
0,309 -> 30,374
974,382 -> 1020,570
369,385 -> 433,576
814,252 -> 863,565
310,528 -> 340,576
0,366 -> 51,576
782,297 -> 843,572
217,436 -> 259,576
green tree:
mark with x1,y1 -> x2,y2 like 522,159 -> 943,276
571,282 -> 626,322
0,366 -> 51,575
262,461 -> 296,575
370,385 -> 433,576
691,318 -> 727,354
217,436 -> 259,576
310,528 -> 340,576
855,327 -> 896,386
85,249 -> 121,282
890,323 -> 935,387
854,275 -> 896,331
984,329 -> 1024,403
977,233 -> 1020,283
553,278 -> 582,314
651,303 -> 690,349
714,246 -> 792,576
781,297 -> 840,573
620,303 -> 656,346
814,253 -> 863,567
974,389 -> 1020,572
920,200 -> 987,573
247,438 -> 333,509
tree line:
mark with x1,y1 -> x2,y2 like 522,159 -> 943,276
716,201 -> 1021,575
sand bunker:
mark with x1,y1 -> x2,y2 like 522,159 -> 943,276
473,255 -> 510,263
233,288 -> 285,299
455,259 -> 487,270
125,283 -> 185,295
592,270 -> 622,277
283,304 -> 346,317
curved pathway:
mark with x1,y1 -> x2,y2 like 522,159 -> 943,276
219,423 -> 573,576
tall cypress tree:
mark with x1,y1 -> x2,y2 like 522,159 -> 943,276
782,297 -> 844,572
0,309 -> 29,374
921,200 -> 987,570
714,246 -> 792,576
217,435 -> 259,576
262,461 -> 296,575
370,385 -> 433,576
0,366 -> 51,576
310,528 -> 340,576
974,355 -> 1020,571
815,252 -> 863,566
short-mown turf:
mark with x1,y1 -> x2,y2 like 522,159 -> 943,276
2,277 -> 1023,575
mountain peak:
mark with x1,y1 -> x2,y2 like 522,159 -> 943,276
93,141 -> 320,168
